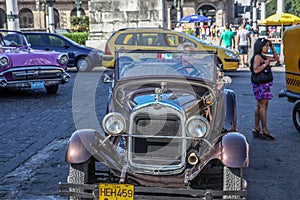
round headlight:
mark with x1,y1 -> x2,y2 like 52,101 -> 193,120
58,54 -> 69,65
102,112 -> 126,135
224,50 -> 238,59
0,56 -> 9,68
186,116 -> 209,138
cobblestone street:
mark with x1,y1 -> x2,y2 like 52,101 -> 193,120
0,67 -> 298,200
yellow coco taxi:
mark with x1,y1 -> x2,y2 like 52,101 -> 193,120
103,28 -> 239,71
279,25 -> 300,132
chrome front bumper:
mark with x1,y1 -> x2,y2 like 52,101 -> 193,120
58,182 -> 247,200
0,66 -> 70,88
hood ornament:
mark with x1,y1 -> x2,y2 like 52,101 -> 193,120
154,87 -> 162,101
154,82 -> 167,101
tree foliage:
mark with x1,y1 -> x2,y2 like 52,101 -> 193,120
70,16 -> 89,32
266,0 -> 300,17
63,32 -> 88,45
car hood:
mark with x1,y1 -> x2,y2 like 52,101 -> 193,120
110,78 -> 225,148
4,50 -> 61,67
113,78 -> 215,115
210,44 -> 236,53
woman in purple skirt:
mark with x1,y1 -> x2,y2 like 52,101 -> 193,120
250,38 -> 279,140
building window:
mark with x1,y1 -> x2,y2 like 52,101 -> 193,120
54,8 -> 60,28
19,8 -> 34,28
71,7 -> 86,17
0,9 -> 6,28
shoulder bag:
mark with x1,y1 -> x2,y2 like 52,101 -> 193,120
251,65 -> 273,84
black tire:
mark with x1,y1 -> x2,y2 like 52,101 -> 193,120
292,101 -> 300,132
67,160 -> 95,200
76,57 -> 92,72
45,85 -> 58,94
223,166 -> 242,199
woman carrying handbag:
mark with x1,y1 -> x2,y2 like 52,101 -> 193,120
250,38 -> 279,140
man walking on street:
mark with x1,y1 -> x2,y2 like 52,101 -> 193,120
219,23 -> 235,49
237,23 -> 251,68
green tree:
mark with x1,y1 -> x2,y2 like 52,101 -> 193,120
70,16 -> 89,32
266,0 -> 300,17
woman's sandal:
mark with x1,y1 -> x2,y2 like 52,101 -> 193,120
252,129 -> 260,138
259,132 -> 275,140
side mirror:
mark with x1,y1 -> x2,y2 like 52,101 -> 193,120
102,74 -> 113,83
63,44 -> 70,49
221,76 -> 232,85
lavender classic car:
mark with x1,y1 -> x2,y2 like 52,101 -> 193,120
59,50 -> 249,199
0,30 -> 70,94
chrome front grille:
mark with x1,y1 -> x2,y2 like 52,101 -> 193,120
12,69 -> 63,80
0,66 -> 65,81
128,104 -> 186,174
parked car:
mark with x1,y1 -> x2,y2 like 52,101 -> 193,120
24,32 -> 103,72
0,30 -> 70,94
102,28 -> 240,71
59,49 -> 249,199
54,28 -> 70,35
279,25 -> 300,132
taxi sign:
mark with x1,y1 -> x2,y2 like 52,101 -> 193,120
99,183 -> 134,200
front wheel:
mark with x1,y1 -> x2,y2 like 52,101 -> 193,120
292,101 -> 300,132
76,57 -> 92,72
67,160 -> 95,200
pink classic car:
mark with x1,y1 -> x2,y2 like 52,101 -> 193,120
0,30 -> 70,94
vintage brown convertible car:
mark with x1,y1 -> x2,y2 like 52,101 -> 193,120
59,49 -> 249,199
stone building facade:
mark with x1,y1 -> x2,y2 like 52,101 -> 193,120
0,0 -> 89,31
86,0 -> 235,50
0,0 -> 234,50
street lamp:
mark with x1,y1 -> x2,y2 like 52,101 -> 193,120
173,0 -> 184,22
45,0 -> 55,6
45,0 -> 55,32
75,0 -> 82,17
36,0 -> 41,28
7,11 -> 18,21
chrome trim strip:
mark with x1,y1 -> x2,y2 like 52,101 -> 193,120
122,134 -> 192,139
4,78 -> 65,84
132,101 -> 184,113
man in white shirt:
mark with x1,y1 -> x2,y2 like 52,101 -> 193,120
236,23 -> 251,67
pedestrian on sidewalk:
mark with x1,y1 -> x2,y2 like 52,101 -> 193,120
250,38 -> 279,140
237,23 -> 251,68
211,25 -> 217,41
219,23 -> 235,49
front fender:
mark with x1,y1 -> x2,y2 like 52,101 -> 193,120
224,89 -> 237,132
65,129 -> 97,164
221,132 -> 249,168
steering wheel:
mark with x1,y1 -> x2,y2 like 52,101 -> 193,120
174,65 -> 207,77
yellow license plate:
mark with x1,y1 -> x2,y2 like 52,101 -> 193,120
99,183 -> 134,200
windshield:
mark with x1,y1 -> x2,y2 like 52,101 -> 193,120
0,30 -> 29,47
182,33 -> 209,45
116,50 -> 217,82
